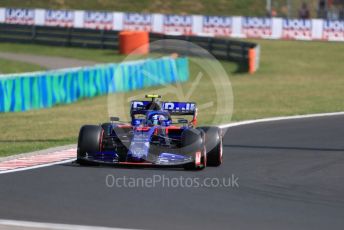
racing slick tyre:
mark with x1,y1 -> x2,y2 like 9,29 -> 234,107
197,126 -> 223,167
77,125 -> 103,165
181,129 -> 206,170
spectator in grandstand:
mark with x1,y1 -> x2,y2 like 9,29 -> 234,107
266,7 -> 278,17
280,5 -> 289,18
299,2 -> 310,19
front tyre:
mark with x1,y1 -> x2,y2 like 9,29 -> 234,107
181,129 -> 206,170
197,126 -> 223,167
77,125 -> 102,165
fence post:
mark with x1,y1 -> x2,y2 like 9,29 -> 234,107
31,25 -> 36,42
66,27 -> 72,47
226,40 -> 230,60
100,29 -> 105,49
208,37 -> 212,53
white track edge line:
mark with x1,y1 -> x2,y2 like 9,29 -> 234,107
219,111 -> 344,129
0,219 -> 139,230
0,158 -> 75,175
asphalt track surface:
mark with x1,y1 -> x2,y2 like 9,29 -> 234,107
0,115 -> 344,230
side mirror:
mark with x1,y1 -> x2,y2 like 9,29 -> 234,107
110,117 -> 119,122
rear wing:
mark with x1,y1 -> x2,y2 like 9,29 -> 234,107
130,101 -> 197,116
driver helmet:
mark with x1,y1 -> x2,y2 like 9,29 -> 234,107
150,114 -> 166,126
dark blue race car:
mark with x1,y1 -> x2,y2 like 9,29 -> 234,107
76,95 -> 223,170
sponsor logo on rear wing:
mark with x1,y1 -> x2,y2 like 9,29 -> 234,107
163,102 -> 196,115
131,101 -> 197,115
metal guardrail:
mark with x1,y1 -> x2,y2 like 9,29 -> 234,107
150,33 -> 256,64
0,23 -> 119,49
0,23 -> 257,71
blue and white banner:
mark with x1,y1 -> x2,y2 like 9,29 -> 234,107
5,8 -> 34,25
45,10 -> 74,27
123,13 -> 153,32
242,17 -> 273,38
323,20 -> 344,41
1,7 -> 344,42
202,16 -> 232,36
163,14 -> 193,35
282,19 -> 312,40
83,11 -> 113,30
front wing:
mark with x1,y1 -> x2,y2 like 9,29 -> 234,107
78,151 -> 194,167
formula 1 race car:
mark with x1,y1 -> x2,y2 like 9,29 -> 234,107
76,95 -> 223,170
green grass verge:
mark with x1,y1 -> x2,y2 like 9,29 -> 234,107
1,39 -> 344,157
232,39 -> 344,120
0,0 -> 319,18
0,58 -> 45,74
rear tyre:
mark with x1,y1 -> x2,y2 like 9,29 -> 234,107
197,126 -> 223,167
77,125 -> 102,165
181,129 -> 206,170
